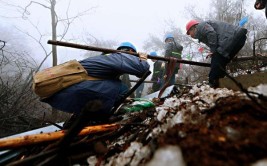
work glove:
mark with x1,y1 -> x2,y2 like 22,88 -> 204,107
163,75 -> 167,79
206,52 -> 214,59
138,52 -> 148,61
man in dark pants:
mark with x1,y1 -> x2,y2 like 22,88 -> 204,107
186,20 -> 247,88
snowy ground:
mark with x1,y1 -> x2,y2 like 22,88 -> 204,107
84,83 -> 267,166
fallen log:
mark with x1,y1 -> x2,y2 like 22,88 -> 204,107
0,124 -> 120,149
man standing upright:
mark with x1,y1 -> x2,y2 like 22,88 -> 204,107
164,33 -> 183,86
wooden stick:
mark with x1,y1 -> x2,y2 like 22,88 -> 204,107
47,40 -> 211,67
0,124 -> 120,149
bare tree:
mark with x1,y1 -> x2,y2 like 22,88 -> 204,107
19,0 -> 96,119
0,0 -> 97,124
0,29 -> 48,137
20,0 -> 96,66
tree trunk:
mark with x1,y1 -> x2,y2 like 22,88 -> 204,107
51,0 -> 58,119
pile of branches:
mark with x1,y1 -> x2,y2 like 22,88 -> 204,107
0,100 -> 160,166
1,77 -> 266,166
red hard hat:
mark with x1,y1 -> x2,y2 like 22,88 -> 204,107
186,20 -> 199,35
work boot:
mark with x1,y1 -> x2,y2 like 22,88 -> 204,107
209,79 -> 219,88
62,114 -> 78,129
63,100 -> 113,130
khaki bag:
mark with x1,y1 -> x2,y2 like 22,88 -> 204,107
32,60 -> 100,98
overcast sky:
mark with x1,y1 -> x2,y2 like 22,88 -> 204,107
70,0 -> 211,50
0,0 -> 211,49
0,0 -> 261,64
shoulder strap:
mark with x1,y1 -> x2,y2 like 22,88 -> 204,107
85,75 -> 102,80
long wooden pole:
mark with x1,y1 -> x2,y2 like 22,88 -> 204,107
47,40 -> 211,67
0,124 -> 119,149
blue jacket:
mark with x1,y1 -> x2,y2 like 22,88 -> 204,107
42,53 -> 150,114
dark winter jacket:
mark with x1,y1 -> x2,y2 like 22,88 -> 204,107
195,20 -> 247,59
164,40 -> 183,74
42,53 -> 150,115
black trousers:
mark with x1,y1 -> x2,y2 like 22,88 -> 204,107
209,30 -> 247,87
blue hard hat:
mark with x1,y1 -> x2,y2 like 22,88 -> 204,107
117,42 -> 137,52
150,51 -> 157,56
164,33 -> 174,41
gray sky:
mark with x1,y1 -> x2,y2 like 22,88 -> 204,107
69,0 -> 211,50
0,0 -> 210,50
0,0 -> 263,83
0,0 -> 261,64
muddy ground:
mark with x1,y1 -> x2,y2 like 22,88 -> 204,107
1,84 -> 267,166
157,96 -> 267,166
